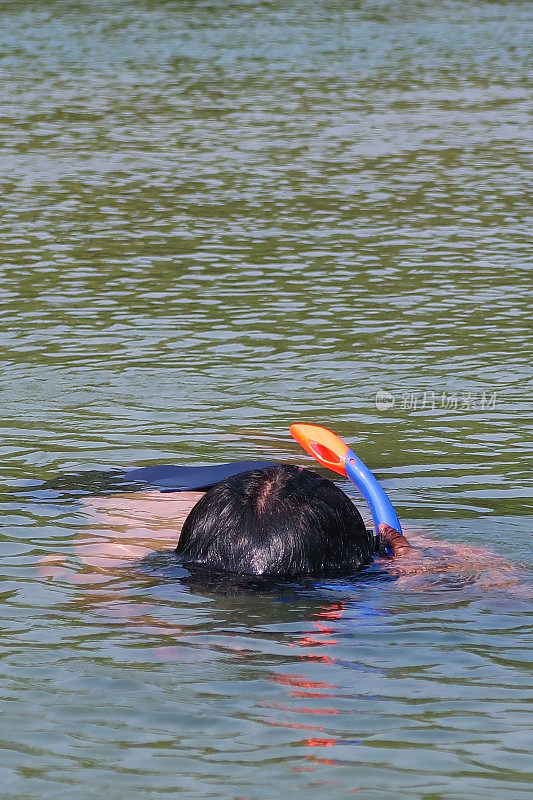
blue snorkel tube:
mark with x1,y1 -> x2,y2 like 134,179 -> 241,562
290,423 -> 403,537
344,449 -> 403,535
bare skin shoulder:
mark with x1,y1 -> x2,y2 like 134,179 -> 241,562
37,491 -> 204,579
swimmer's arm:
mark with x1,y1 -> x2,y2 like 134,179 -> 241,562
378,523 -> 412,557
379,529 -> 523,592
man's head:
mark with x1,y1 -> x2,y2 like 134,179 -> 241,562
176,465 -> 373,579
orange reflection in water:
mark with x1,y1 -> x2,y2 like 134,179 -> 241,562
265,601 -> 348,771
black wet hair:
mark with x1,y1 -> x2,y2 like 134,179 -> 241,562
175,465 -> 373,579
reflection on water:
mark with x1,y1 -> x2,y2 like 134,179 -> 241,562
0,0 -> 531,797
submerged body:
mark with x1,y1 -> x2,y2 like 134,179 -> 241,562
38,466 -> 517,592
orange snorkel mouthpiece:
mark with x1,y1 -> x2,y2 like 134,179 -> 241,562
290,422 -> 403,536
289,423 -> 349,477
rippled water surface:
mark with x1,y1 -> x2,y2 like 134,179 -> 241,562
1,1 -> 532,798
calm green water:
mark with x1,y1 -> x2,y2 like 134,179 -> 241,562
1,0 -> 532,798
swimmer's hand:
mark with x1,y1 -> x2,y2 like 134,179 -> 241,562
378,523 -> 412,558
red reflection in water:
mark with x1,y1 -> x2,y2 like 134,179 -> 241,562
318,606 -> 344,620
306,756 -> 339,766
264,601 -> 348,773
265,719 -> 324,731
272,674 -> 338,690
298,706 -> 339,715
306,738 -> 336,747
303,653 -> 335,663
264,700 -> 339,716
294,635 -> 338,647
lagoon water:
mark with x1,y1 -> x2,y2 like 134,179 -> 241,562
0,1 -> 532,798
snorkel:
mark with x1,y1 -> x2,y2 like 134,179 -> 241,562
290,424 -> 403,538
